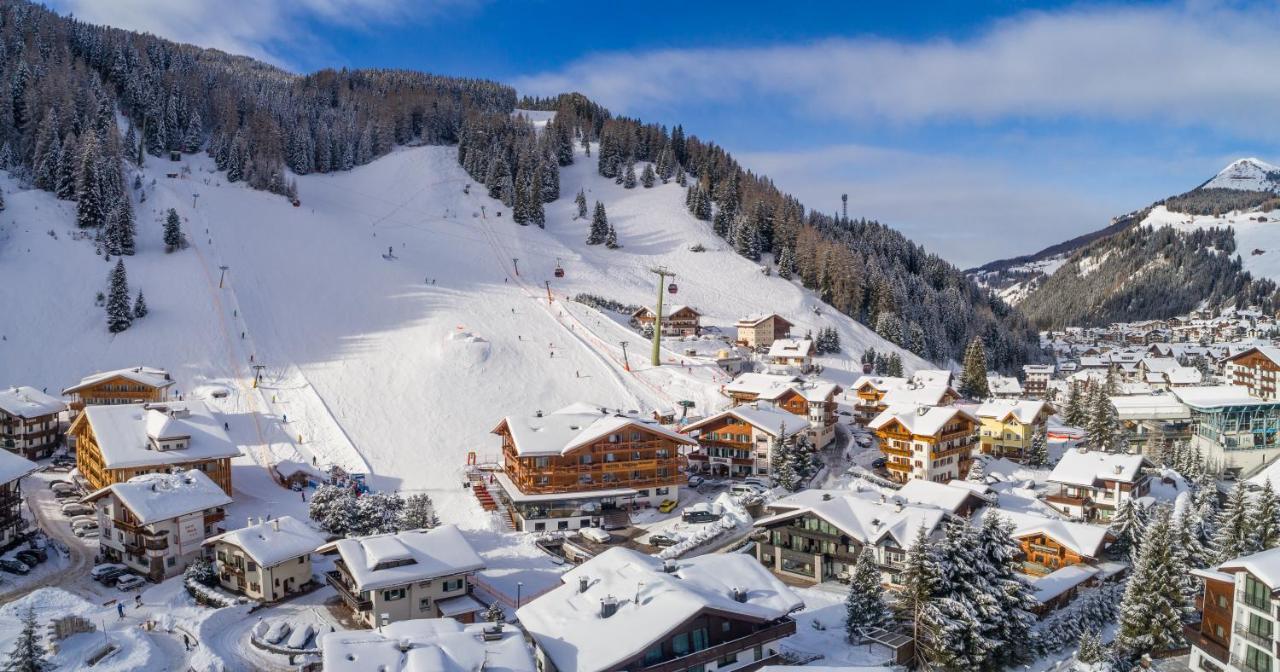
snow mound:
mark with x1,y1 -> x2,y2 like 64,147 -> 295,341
445,330 -> 491,366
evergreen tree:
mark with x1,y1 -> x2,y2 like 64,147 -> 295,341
133,290 -> 148,319
844,548 -> 889,642
980,513 -> 1039,669
1088,385 -> 1121,452
1113,505 -> 1189,661
1213,481 -> 1255,562
483,601 -> 505,624
1252,478 -> 1280,552
1108,497 -> 1145,561
1076,629 -> 1105,667
309,484 -> 359,537
967,455 -> 986,482
641,163 -> 656,188
936,517 -> 996,669
76,131 -> 106,228
959,337 -> 990,398
777,245 -> 796,279
397,493 -> 440,530
1027,425 -> 1050,467
105,258 -> 132,333
353,492 -> 406,536
605,224 -> 619,249
587,201 -> 608,245
164,208 -> 183,251
575,189 -> 587,219
2,606 -> 47,672
622,162 -> 637,189
894,527 -> 947,670
184,557 -> 218,587
886,353 -> 903,377
769,428 -> 798,491
1064,382 -> 1085,427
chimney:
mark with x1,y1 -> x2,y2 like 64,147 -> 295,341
662,559 -> 677,574
821,493 -> 832,501
730,587 -> 748,603
579,576 -> 589,594
534,410 -> 543,418
600,595 -> 618,618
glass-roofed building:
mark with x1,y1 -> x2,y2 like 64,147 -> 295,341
1171,386 -> 1280,477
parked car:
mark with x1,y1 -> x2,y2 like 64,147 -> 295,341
682,503 -> 721,524
20,547 -> 46,563
729,483 -> 765,498
60,503 -> 93,517
14,551 -> 40,567
115,575 -> 146,591
71,520 -> 98,534
53,490 -> 80,501
647,534 -> 679,547
47,480 -> 70,490
90,563 -> 127,580
657,499 -> 678,514
72,525 -> 99,539
68,515 -> 95,528
94,567 -> 129,585
871,457 -> 888,469
578,527 -> 611,544
686,475 -> 705,488
742,477 -> 772,489
0,559 -> 30,575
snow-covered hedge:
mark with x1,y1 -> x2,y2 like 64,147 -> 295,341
184,577 -> 247,609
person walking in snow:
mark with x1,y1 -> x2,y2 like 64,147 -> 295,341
117,603 -> 125,619
135,595 -> 142,609
183,634 -> 191,651
224,422 -> 229,431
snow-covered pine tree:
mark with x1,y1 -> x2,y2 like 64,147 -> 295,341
1172,500 -> 1211,611
769,427 -> 798,491
966,455 -> 986,482
1075,629 -> 1105,667
778,245 -> 796,279
163,208 -> 183,251
604,224 -> 619,249
133,290 -> 147,319
1113,505 -> 1189,661
308,484 -> 359,537
844,548 -> 889,642
1026,425 -> 1050,467
979,512 -> 1038,669
575,189 -> 587,219
959,336 -> 990,398
936,516 -> 996,669
894,527 -> 947,670
1213,481 -> 1256,562
1064,382 -> 1085,426
1252,478 -> 1280,551
56,139 -> 77,200
483,601 -> 505,624
587,201 -> 608,245
2,606 -> 47,672
1109,497 -> 1145,561
1088,385 -> 1121,452
353,492 -> 406,536
105,258 -> 132,333
641,163 -> 655,188
184,556 -> 218,587
623,162 -> 637,189
886,353 -> 903,377
676,168 -> 687,186
398,493 -> 439,530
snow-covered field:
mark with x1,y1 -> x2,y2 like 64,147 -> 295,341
1147,204 -> 1280,281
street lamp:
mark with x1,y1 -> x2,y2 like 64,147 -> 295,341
516,581 -> 524,609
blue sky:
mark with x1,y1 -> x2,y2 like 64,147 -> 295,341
51,0 -> 1280,267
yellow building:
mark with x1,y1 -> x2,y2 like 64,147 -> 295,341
975,399 -> 1050,461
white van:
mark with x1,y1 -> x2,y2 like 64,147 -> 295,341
730,483 -> 765,497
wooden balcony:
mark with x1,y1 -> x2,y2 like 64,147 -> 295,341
640,618 -> 797,672
1184,624 -> 1229,664
326,569 -> 371,612
881,445 -> 912,458
885,461 -> 911,473
1045,494 -> 1088,508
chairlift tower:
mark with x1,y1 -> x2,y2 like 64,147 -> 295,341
649,266 -> 675,366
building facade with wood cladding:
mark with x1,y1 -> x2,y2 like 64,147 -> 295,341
680,405 -> 807,479
631,305 -> 702,337
61,366 -> 175,417
0,450 -> 37,552
0,386 -> 66,459
870,405 -> 978,484
1224,346 -> 1280,400
491,403 -> 697,533
69,401 -> 239,495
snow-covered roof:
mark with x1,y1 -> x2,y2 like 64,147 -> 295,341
1046,449 -> 1149,488
1109,394 -> 1191,421
62,366 -> 173,395
1165,366 -> 1203,386
318,618 -> 536,672
759,489 -> 947,549
634,304 -> 697,318
894,480 -> 990,514
0,386 -> 66,419
681,405 -> 807,439
868,404 -> 974,437
911,369 -> 953,387
1227,346 -> 1280,367
1141,357 -> 1177,374
734,313 -> 791,328
204,515 -> 325,567
1170,385 -> 1270,409
75,401 -> 240,469
766,338 -> 813,359
985,509 -> 1110,559
798,382 -> 840,402
974,399 -> 1046,424
986,375 -> 1023,396
1023,364 -> 1055,375
0,450 -> 37,485
1219,546 -> 1280,588
723,372 -> 803,400
881,384 -> 954,407
516,548 -> 802,672
84,469 -> 230,525
851,375 -> 906,393
318,525 -> 484,592
1029,564 -> 1099,603
493,403 -> 696,458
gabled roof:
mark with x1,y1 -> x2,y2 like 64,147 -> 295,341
71,401 -> 240,470
975,399 -> 1047,424
492,404 -> 696,457
758,489 -> 947,549
204,515 -> 326,567
1218,546 -> 1280,588
318,526 -> 484,592
83,469 -> 230,525
986,375 -> 1023,396
516,548 -> 802,672
851,376 -> 907,394
911,369 -> 953,387
1225,346 -> 1280,367
0,386 -> 66,419
983,509 -> 1111,559
0,450 -> 37,486
62,366 -> 173,395
1046,448 -> 1150,488
868,404 -> 974,437
881,384 -> 955,407
681,406 -> 806,439
633,305 -> 698,318
767,338 -> 813,359
894,480 -> 992,514
734,313 -> 792,328
723,372 -> 803,400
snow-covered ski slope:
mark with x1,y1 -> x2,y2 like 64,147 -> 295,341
0,133 -> 924,523
1146,204 -> 1280,282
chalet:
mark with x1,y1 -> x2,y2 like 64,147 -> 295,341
1022,364 -> 1055,398
0,450 -> 37,551
869,405 -> 978,484
70,401 -> 239,495
320,526 -> 486,628
205,515 -> 325,603
681,406 -> 808,479
61,366 -> 174,417
1223,346 -> 1280,400
1188,547 -> 1280,672
83,469 -> 231,582
318,619 -> 536,672
0,386 -> 66,459
893,479 -> 995,518
721,373 -> 842,448
974,399 -> 1050,461
850,375 -> 906,424
491,403 -> 697,532
517,548 -> 803,672
754,489 -> 947,586
734,313 -> 794,349
765,338 -> 814,373
631,305 -> 701,337
990,509 -> 1111,578
1044,448 -> 1152,522
723,373 -> 803,406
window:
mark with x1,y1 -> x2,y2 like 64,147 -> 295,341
754,645 -> 763,661
1245,575 -> 1271,610
420,597 -> 432,611
672,632 -> 690,656
656,487 -> 669,496
717,651 -> 738,666
691,627 -> 708,652
1248,613 -> 1273,641
167,556 -> 176,567
382,588 -> 406,602
643,644 -> 664,665
721,620 -> 731,633
1245,644 -> 1272,672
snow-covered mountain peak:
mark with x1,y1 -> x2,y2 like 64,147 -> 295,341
1203,157 -> 1280,192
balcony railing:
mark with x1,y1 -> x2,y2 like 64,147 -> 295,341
325,570 -> 371,611
1234,624 -> 1273,648
638,618 -> 797,672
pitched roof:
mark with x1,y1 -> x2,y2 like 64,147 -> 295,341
868,405 -> 974,437
880,384 -> 954,407
734,313 -> 791,328
0,450 -> 37,486
975,399 -> 1047,424
0,386 -> 66,419
723,372 -> 803,400
758,489 -> 947,548
1218,546 -> 1280,588
204,515 -> 326,567
984,509 -> 1110,559
493,404 -> 696,457
681,406 -> 807,439
516,548 -> 802,672
767,338 -> 813,359
74,401 -> 240,469
318,525 -> 484,592
1170,385 -> 1268,409
84,469 -> 231,525
851,376 -> 907,393
1046,448 -> 1149,488
62,366 -> 174,395
986,375 -> 1023,396
1226,346 -> 1280,367
318,619 -> 536,672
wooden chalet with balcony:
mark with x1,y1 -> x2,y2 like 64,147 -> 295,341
61,366 -> 174,418
1044,448 -> 1152,522
0,450 -> 37,551
734,313 -> 794,349
680,405 -> 807,480
870,405 -> 978,484
490,403 -> 697,532
632,305 -> 702,337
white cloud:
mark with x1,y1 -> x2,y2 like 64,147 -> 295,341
47,0 -> 474,70
514,3 -> 1280,137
